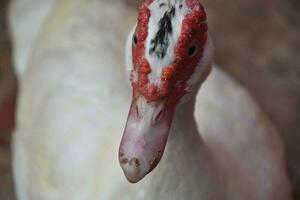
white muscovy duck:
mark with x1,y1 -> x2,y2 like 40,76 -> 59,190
9,0 -> 292,199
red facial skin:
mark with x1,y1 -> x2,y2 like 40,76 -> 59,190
132,0 -> 208,108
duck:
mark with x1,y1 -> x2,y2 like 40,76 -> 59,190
9,0 -> 292,199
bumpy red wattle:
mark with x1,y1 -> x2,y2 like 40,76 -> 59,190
132,1 -> 152,99
132,0 -> 208,105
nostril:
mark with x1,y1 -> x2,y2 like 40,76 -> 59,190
154,110 -> 164,123
133,104 -> 140,118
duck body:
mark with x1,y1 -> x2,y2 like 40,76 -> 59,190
10,0 -> 291,199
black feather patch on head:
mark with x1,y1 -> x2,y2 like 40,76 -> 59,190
149,6 -> 176,59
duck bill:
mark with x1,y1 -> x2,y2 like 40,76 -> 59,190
119,94 -> 176,183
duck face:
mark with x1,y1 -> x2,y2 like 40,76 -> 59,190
119,0 -> 211,183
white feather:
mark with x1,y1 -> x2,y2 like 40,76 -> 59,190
145,0 -> 189,85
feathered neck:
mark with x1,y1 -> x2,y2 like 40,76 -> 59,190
141,95 -> 225,199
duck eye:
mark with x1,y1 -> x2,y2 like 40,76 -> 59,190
133,33 -> 138,47
188,44 -> 197,57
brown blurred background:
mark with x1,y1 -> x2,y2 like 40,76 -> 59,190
0,0 -> 299,199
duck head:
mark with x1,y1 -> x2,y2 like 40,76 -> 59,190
119,0 -> 213,183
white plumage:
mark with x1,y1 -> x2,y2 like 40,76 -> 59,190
9,0 -> 292,199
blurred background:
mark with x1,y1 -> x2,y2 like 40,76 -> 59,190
0,0 -> 299,199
